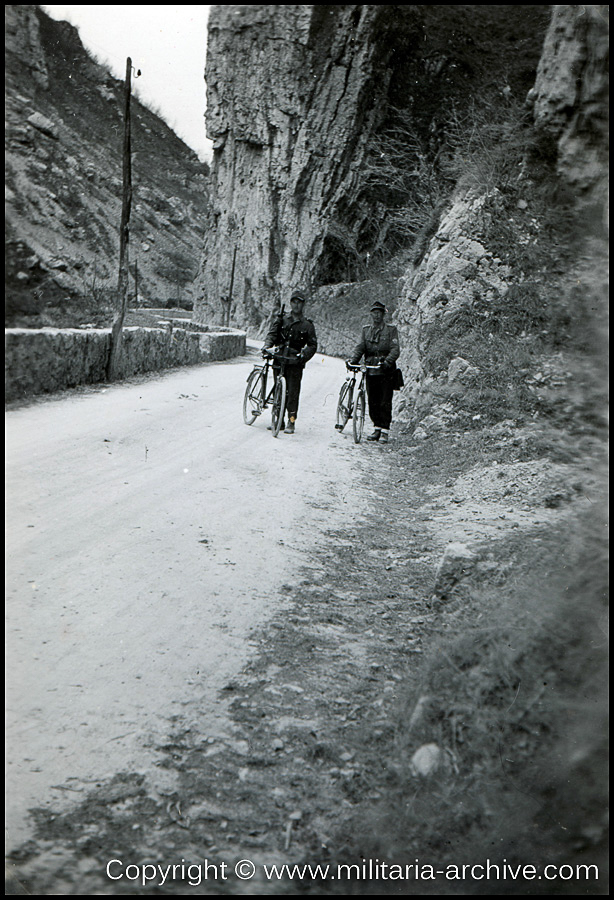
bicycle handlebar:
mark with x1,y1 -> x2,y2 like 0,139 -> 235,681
262,348 -> 300,364
345,361 -> 382,372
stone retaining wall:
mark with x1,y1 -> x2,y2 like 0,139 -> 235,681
5,326 -> 247,403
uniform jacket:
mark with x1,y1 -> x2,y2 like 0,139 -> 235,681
350,323 -> 400,370
264,311 -> 318,366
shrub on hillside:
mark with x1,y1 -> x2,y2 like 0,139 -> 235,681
361,108 -> 452,255
442,97 -> 535,195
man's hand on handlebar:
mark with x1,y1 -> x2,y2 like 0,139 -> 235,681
346,360 -> 381,371
262,347 -> 298,364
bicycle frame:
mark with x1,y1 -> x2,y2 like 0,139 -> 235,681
243,349 -> 296,436
335,369 -> 357,431
255,356 -> 276,410
336,362 -> 381,442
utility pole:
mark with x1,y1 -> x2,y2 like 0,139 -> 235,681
107,57 -> 138,379
223,247 -> 237,326
133,257 -> 139,307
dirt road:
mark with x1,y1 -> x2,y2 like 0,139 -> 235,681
5,349 -> 373,855
7,348 -> 605,896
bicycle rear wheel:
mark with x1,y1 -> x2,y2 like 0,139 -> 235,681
352,388 -> 365,443
243,368 -> 265,425
271,375 -> 287,437
336,381 -> 352,431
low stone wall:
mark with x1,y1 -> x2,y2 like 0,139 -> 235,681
198,330 -> 248,362
5,326 -> 247,403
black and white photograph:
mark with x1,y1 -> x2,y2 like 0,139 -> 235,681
5,4 -> 608,895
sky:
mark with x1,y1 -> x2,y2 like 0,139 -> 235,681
42,5 -> 213,161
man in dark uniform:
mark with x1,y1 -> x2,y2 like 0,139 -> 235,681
263,290 -> 318,434
349,300 -> 400,443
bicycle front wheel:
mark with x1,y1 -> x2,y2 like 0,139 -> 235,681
271,375 -> 287,437
243,368 -> 265,425
336,381 -> 352,431
352,389 -> 366,443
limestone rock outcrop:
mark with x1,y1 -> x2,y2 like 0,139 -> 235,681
393,5 -> 608,422
196,5 -> 392,328
196,5 -> 550,333
4,4 -> 48,88
393,190 -> 514,412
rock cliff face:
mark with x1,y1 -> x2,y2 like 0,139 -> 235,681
5,5 -> 210,328
195,5 -> 550,332
530,5 -> 609,195
393,4 -> 608,428
4,2 -> 49,88
199,4 -> 605,425
196,5 -> 390,328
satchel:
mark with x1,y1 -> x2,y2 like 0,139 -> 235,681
393,367 -> 405,390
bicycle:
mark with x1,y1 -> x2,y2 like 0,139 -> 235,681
335,362 -> 381,443
243,348 -> 295,437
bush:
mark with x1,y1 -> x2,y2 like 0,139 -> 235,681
442,96 -> 536,195
360,108 -> 453,254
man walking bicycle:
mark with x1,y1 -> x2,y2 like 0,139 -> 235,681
263,290 -> 318,434
348,300 -> 400,443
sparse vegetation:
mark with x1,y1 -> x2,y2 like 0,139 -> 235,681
309,14 -> 608,891
361,108 -> 452,254
378,81 -> 606,436
77,260 -> 116,320
442,97 -> 536,195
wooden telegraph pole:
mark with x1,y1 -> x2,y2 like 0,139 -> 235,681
107,57 -> 136,380
224,246 -> 237,327
133,256 -> 139,307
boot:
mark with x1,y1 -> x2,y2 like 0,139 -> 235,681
380,430 -> 389,444
284,417 -> 296,434
367,429 -> 381,442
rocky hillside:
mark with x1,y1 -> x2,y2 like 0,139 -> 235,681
393,4 -> 608,436
5,5 -> 210,329
195,4 -> 550,329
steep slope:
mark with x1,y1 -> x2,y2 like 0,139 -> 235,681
393,4 -> 608,436
5,5 -> 210,328
195,4 -> 550,331
349,6 -> 608,885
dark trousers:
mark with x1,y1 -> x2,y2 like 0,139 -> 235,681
274,364 -> 304,419
284,364 -> 304,418
366,372 -> 394,429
